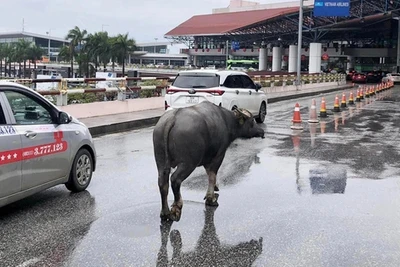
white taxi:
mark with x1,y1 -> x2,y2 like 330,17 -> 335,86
0,82 -> 96,209
164,70 -> 268,123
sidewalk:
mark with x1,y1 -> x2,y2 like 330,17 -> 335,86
79,83 -> 353,137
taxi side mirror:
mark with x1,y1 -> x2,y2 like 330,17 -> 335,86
255,83 -> 262,91
58,111 -> 72,124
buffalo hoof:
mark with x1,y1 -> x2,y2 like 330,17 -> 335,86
214,184 -> 220,191
170,205 -> 182,222
160,210 -> 171,221
205,193 -> 219,206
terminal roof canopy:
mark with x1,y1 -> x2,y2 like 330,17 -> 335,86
165,7 -> 299,36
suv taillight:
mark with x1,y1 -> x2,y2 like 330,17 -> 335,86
210,89 -> 225,96
167,88 -> 181,94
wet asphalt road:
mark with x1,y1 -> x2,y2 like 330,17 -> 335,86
1,86 -> 400,267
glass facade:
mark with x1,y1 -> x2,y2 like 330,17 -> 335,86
0,37 -> 34,44
137,45 -> 168,54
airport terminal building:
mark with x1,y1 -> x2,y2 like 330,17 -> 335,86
165,0 -> 400,73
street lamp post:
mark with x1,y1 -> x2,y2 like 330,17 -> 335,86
46,29 -> 54,61
296,0 -> 304,86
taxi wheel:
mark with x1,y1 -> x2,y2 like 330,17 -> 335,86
65,148 -> 93,193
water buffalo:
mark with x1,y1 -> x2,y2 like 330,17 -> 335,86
153,101 -> 265,222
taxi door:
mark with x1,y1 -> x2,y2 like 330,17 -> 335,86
0,95 -> 22,199
2,89 -> 71,191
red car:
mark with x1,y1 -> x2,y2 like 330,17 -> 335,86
352,73 -> 367,83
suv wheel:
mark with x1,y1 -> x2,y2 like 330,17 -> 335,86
255,102 -> 266,123
65,148 -> 93,192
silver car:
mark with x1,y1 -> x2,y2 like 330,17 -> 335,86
0,82 -> 96,208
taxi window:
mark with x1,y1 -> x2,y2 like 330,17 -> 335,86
0,103 -> 6,125
4,91 -> 54,125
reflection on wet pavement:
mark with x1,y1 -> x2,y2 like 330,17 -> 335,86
156,206 -> 263,267
0,190 -> 96,266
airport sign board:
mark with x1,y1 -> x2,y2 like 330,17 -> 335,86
314,0 -> 350,17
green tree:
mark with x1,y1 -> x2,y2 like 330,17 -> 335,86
111,33 -> 136,76
0,44 -> 6,77
66,26 -> 87,78
27,45 -> 44,76
16,39 -> 32,78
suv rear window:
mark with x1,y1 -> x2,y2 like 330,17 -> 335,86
172,75 -> 219,89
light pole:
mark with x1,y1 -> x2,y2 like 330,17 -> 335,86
154,38 -> 158,53
102,24 -> 109,32
46,29 -> 54,61
296,0 -> 304,86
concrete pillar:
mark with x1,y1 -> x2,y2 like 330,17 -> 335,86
272,47 -> 282,72
128,54 -> 131,64
193,55 -> 197,66
309,43 -> 322,74
288,45 -> 298,73
346,56 -> 354,71
258,48 -> 267,71
382,57 -> 386,64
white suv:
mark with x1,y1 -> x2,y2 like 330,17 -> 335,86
164,70 -> 267,123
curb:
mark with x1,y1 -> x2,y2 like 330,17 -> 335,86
89,116 -> 161,137
88,84 -> 353,137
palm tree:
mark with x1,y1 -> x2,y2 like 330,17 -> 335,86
0,44 -> 5,77
16,39 -> 32,78
2,44 -> 13,77
112,33 -> 136,76
66,26 -> 88,78
27,45 -> 44,77
58,45 -> 72,63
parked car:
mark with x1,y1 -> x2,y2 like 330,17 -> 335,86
165,70 -> 268,123
382,73 -> 400,84
366,71 -> 382,83
0,82 -> 96,209
346,70 -> 356,81
352,73 -> 367,83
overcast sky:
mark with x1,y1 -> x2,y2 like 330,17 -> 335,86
0,0 -> 283,44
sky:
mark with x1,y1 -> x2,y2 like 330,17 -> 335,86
0,0 -> 284,45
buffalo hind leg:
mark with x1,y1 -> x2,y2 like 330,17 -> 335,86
159,168 -> 171,220
204,154 -> 225,206
170,163 -> 196,222
204,170 -> 219,206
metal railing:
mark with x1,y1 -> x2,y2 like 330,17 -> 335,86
1,73 -> 346,106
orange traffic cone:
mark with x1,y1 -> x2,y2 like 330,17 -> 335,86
308,99 -> 319,123
291,103 -> 303,130
319,97 -> 327,118
365,87 -> 370,98
356,89 -> 361,102
360,87 -> 364,100
333,95 -> 341,112
341,92 -> 347,108
349,91 -> 355,105
371,85 -> 375,96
